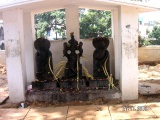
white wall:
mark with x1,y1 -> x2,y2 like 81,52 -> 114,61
50,38 -> 115,76
3,8 -> 26,102
139,46 -> 160,63
23,12 -> 35,85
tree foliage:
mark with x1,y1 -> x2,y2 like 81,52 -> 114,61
35,9 -> 112,39
35,9 -> 66,39
148,26 -> 160,45
140,25 -> 160,46
79,9 -> 111,39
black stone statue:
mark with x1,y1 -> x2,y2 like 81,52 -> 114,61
63,33 -> 83,79
34,37 -> 53,81
93,37 -> 110,79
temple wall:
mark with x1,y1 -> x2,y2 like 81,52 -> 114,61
1,42 -> 160,75
0,38 -> 115,76
50,38 -> 114,76
138,46 -> 160,63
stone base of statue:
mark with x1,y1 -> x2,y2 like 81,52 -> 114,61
31,79 -> 110,90
32,81 -> 58,90
27,79 -> 120,102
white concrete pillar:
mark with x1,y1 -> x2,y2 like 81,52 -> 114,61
112,9 -> 120,80
3,8 -> 26,102
119,6 -> 139,101
65,5 -> 79,40
108,38 -> 115,77
0,12 -> 2,19
23,12 -> 35,85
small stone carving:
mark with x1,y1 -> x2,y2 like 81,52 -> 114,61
63,33 -> 83,79
93,37 -> 110,79
34,37 -> 53,81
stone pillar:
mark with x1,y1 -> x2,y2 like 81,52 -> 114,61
112,9 -> 120,80
3,9 -> 26,102
65,5 -> 79,40
23,12 -> 35,85
119,6 -> 139,100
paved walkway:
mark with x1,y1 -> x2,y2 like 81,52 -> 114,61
0,102 -> 160,120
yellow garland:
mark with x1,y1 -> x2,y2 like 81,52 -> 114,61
82,65 -> 94,79
54,61 -> 66,69
48,57 -> 57,80
102,59 -> 119,90
56,65 -> 65,78
48,57 -> 63,92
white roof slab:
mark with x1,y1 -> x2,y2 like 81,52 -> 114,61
0,0 -> 159,13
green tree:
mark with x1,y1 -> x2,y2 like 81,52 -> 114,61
35,9 -> 66,39
79,9 -> 111,39
35,9 -> 112,40
148,26 -> 160,45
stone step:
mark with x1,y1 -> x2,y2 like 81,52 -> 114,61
26,89 -> 121,102
32,79 -> 110,90
139,80 -> 160,95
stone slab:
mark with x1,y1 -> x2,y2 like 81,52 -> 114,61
26,89 -> 121,102
67,105 -> 111,120
32,81 -> 57,90
0,108 -> 29,120
139,81 -> 160,95
25,106 -> 68,120
32,79 -> 109,90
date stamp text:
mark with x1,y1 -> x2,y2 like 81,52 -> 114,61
123,105 -> 147,111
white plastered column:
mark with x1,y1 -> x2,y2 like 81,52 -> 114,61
65,5 -> 80,40
111,9 -> 119,79
23,12 -> 35,85
3,9 -> 26,102
0,12 -> 2,19
119,6 -> 139,100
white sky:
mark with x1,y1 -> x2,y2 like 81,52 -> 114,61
139,11 -> 160,22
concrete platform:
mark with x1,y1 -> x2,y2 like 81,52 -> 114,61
26,89 -> 121,102
1,102 -> 160,120
139,80 -> 160,95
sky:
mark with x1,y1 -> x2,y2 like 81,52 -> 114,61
139,11 -> 160,22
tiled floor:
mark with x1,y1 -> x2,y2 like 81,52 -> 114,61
0,103 -> 160,120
